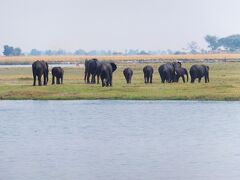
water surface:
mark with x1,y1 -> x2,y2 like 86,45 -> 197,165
0,100 -> 240,180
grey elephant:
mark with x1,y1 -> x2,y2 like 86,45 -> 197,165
158,62 -> 181,83
190,65 -> 209,83
143,65 -> 154,83
123,68 -> 133,84
52,67 -> 64,84
175,67 -> 188,83
100,62 -> 117,87
32,60 -> 49,86
84,58 -> 101,84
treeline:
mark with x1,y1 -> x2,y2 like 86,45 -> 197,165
3,34 -> 240,56
29,49 -> 168,56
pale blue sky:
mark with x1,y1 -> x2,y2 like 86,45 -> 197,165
0,0 -> 240,53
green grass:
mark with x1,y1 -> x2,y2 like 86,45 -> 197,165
0,62 -> 240,100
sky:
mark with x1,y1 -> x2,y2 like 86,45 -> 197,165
0,0 -> 240,53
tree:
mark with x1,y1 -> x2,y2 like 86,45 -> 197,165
13,47 -> 22,56
205,35 -> 219,50
218,34 -> 240,52
74,49 -> 87,55
3,45 -> 14,56
187,41 -> 200,54
45,50 -> 53,55
3,45 -> 22,56
30,49 -> 42,56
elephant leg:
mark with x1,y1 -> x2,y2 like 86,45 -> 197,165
109,75 -> 112,86
160,75 -> 164,83
91,75 -> 96,84
150,75 -> 152,83
44,73 -> 47,86
87,73 -> 90,84
97,75 -> 100,84
191,77 -> 195,83
101,76 -> 105,87
146,76 -> 149,83
130,76 -> 132,83
144,75 -> 147,83
33,75 -> 36,86
84,72 -> 87,83
38,75 -> 42,86
61,75 -> 63,84
182,75 -> 185,83
198,78 -> 201,83
52,75 -> 55,84
205,76 -> 208,83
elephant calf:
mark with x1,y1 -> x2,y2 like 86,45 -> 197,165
175,67 -> 188,83
143,65 -> 154,83
32,60 -> 49,86
190,65 -> 209,83
123,68 -> 133,84
52,67 -> 64,84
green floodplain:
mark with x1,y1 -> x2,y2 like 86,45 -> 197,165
0,62 -> 240,100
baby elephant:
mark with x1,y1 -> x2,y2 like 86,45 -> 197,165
52,67 -> 64,84
175,67 -> 188,83
143,65 -> 154,83
123,68 -> 133,84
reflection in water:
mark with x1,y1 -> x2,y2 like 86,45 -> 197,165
0,100 -> 240,180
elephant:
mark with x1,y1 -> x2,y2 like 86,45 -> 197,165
174,67 -> 188,83
100,62 -> 117,87
143,65 -> 154,83
32,60 -> 49,86
52,67 -> 64,84
190,65 -> 209,83
84,59 -> 101,84
158,62 -> 181,83
123,68 -> 133,84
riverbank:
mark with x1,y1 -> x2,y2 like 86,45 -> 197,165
0,62 -> 240,100
1,54 -> 240,65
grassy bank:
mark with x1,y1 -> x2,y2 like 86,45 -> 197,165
0,62 -> 240,100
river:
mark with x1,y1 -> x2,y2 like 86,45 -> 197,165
0,100 -> 240,180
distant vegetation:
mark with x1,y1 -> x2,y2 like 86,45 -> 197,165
3,45 -> 22,56
205,34 -> 240,52
3,34 -> 240,56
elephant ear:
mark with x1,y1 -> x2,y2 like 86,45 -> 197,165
110,63 -> 117,72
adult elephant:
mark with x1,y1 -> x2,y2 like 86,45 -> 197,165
143,65 -> 154,83
52,67 -> 64,84
84,58 -> 101,84
190,65 -> 209,83
32,60 -> 49,86
123,67 -> 133,84
100,62 -> 117,87
158,62 -> 181,83
175,67 -> 188,83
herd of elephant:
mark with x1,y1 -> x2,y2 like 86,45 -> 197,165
31,59 -> 210,87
